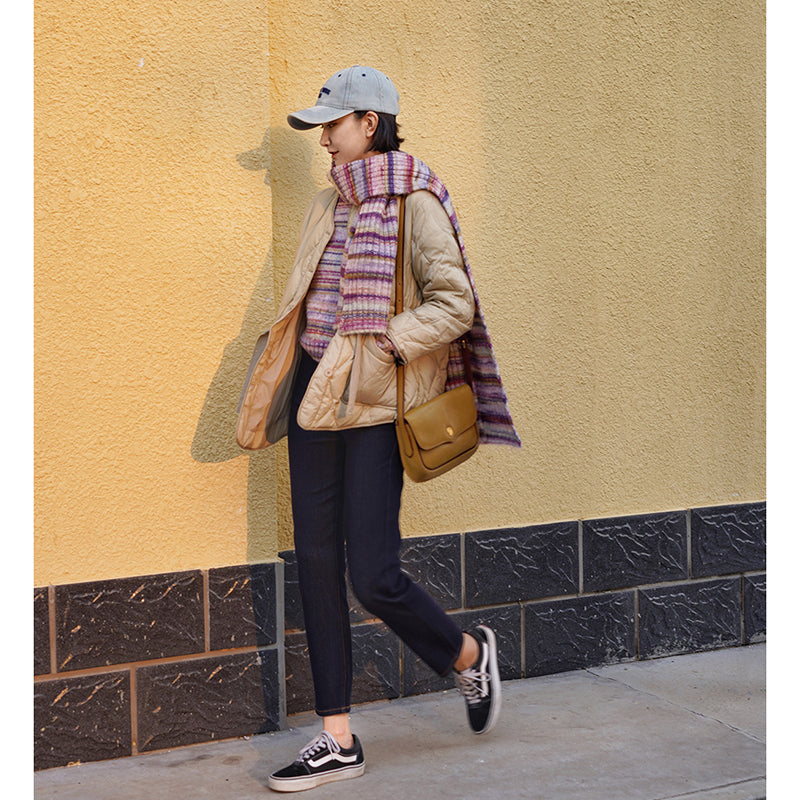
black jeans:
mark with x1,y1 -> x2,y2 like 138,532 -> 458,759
288,350 -> 463,716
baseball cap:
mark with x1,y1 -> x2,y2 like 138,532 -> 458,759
287,66 -> 400,130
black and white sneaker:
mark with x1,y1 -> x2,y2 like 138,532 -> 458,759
268,731 -> 365,793
454,624 -> 502,735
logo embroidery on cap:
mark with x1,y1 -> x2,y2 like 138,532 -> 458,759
318,87 -> 331,98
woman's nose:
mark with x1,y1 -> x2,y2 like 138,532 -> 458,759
319,129 -> 329,147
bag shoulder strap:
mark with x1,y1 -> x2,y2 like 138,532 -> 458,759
395,196 -> 407,419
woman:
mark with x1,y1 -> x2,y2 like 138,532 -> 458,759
238,66 -> 521,792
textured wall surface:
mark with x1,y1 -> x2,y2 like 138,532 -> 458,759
35,1 -> 276,583
35,0 -> 765,584
267,0 -> 766,550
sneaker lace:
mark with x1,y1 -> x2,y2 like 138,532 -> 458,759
455,667 -> 490,706
296,731 -> 341,763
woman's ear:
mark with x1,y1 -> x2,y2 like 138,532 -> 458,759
363,111 -> 379,138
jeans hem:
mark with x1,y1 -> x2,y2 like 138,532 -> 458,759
316,705 -> 352,717
439,639 -> 463,677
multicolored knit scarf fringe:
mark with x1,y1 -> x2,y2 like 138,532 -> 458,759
329,150 -> 521,448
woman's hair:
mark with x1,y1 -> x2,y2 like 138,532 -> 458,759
355,110 -> 404,152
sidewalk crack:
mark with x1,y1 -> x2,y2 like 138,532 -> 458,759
584,667 -> 765,745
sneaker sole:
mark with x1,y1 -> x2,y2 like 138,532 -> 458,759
268,762 -> 365,793
475,624 -> 502,735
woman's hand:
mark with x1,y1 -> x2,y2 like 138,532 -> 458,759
374,333 -> 397,358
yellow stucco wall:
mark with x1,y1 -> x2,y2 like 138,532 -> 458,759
34,0 -> 765,586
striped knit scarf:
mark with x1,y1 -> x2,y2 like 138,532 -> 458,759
329,150 -> 521,447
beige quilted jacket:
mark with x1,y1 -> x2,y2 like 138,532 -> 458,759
236,187 -> 475,450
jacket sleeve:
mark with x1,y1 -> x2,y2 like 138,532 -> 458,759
385,190 -> 475,364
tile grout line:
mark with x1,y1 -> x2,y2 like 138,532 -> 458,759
686,508 -> 692,578
48,585 -> 57,674
203,570 -> 211,653
130,665 -> 139,755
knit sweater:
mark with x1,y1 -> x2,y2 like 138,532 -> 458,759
299,197 -> 350,360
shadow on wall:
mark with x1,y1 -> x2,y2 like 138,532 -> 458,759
190,126 -> 318,558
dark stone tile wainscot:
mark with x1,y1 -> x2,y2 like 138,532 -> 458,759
34,501 -> 765,770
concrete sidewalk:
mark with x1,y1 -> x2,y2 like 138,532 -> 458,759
34,644 -> 766,800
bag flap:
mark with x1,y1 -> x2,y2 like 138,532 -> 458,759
403,383 -> 477,450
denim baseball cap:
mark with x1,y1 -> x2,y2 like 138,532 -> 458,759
287,66 -> 400,130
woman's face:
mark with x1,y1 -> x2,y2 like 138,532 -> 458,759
319,112 -> 379,167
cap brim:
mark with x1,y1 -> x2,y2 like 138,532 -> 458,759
287,105 -> 353,130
